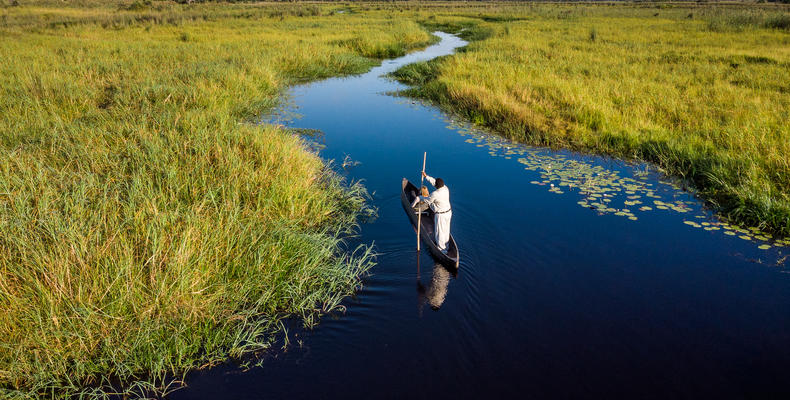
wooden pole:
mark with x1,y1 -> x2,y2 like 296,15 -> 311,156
417,152 -> 426,251
416,249 -> 421,281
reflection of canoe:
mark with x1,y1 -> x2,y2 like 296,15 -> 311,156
401,178 -> 460,268
418,263 -> 453,310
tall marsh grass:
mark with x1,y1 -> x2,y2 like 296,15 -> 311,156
702,7 -> 790,31
0,3 -> 432,398
394,3 -> 790,236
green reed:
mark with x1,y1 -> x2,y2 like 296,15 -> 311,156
393,2 -> 790,237
0,2 -> 433,398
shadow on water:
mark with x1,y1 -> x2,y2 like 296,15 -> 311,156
170,32 -> 790,400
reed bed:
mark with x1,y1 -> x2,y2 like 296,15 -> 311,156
5,1 -> 790,397
0,3 -> 432,398
393,2 -> 790,236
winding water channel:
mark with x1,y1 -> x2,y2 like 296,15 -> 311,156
173,33 -> 790,399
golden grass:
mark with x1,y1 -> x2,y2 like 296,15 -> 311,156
5,1 -> 789,397
0,3 -> 432,398
394,3 -> 790,236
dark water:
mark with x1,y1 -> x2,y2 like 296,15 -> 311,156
172,33 -> 790,399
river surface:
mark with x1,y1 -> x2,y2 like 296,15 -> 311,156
172,33 -> 790,399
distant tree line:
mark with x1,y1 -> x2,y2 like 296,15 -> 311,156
160,0 -> 790,4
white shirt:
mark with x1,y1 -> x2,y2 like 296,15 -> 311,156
421,175 -> 451,213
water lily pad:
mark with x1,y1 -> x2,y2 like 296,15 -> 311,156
758,244 -> 772,250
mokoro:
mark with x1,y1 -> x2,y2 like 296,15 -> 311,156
401,178 -> 460,268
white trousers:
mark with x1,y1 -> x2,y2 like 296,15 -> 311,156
434,211 -> 452,251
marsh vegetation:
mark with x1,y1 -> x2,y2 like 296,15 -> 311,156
2,1 -> 789,398
0,1 -> 432,398
393,2 -> 790,237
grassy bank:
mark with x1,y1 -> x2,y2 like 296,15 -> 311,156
0,2 -> 433,398
393,3 -> 790,237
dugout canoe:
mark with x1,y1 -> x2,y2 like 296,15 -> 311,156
401,178 -> 460,268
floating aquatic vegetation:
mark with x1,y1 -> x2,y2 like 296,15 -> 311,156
289,127 -> 324,138
264,102 -> 330,153
442,115 -> 789,253
284,127 -> 327,152
265,96 -> 304,126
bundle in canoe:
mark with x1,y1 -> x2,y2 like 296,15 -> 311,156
401,178 -> 460,268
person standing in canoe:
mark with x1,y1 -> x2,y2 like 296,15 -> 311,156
420,171 -> 452,254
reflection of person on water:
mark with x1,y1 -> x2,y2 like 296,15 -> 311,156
420,172 -> 452,254
410,185 -> 430,213
418,263 -> 452,310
